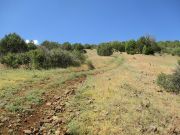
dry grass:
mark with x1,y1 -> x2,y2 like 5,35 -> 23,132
67,51 -> 180,135
0,50 -> 179,134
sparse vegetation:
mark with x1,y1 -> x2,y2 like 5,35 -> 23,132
157,40 -> 180,56
157,61 -> 180,93
86,60 -> 95,70
0,33 -> 180,135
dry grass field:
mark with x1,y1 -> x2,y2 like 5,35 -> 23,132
0,49 -> 179,135
67,50 -> 180,135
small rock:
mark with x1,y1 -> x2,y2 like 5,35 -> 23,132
52,116 -> 62,124
8,129 -> 13,133
141,100 -> 150,108
1,117 -> 9,122
55,128 -> 61,135
42,118 -> 52,123
54,96 -> 61,100
88,100 -> 93,104
23,129 -> 32,134
40,126 -> 46,132
46,102 -> 51,106
55,106 -> 62,112
16,118 -> 21,123
148,125 -> 158,132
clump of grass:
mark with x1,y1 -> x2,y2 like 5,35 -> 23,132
5,97 -> 24,112
4,89 -> 44,112
25,89 -> 44,105
178,60 -> 180,65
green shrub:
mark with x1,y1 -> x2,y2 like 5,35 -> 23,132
172,48 -> 180,56
0,48 -> 86,69
157,73 -> 172,90
137,36 -> 160,54
84,44 -> 95,49
41,40 -> 59,50
49,49 -> 84,68
142,45 -> 154,55
97,44 -> 113,56
27,42 -> 37,51
0,53 -> 20,68
72,50 -> 86,64
111,41 -> 125,52
73,43 -> 84,51
171,65 -> 180,92
0,33 -> 28,55
61,42 -> 72,51
28,48 -> 49,69
157,62 -> 180,93
125,40 -> 137,55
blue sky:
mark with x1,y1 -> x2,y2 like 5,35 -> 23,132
0,0 -> 180,44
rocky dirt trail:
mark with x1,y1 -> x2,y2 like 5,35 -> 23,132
0,75 -> 86,135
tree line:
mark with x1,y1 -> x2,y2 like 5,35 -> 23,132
0,33 -> 180,69
97,36 -> 180,56
0,33 -> 95,69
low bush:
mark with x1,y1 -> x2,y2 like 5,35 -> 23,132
125,40 -> 137,55
0,48 -> 86,69
172,48 -> 180,56
142,45 -> 154,55
111,41 -> 125,52
0,53 -> 20,68
157,73 -> 173,90
97,44 -> 113,56
157,61 -> 180,93
28,48 -> 49,69
72,43 -> 84,51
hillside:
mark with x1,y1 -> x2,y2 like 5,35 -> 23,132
0,50 -> 179,135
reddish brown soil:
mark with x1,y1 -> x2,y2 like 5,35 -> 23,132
0,75 -> 86,135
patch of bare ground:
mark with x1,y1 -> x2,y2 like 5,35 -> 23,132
0,75 -> 86,135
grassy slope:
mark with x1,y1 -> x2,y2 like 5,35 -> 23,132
67,50 -> 180,135
0,50 -> 179,134
0,50 -> 118,113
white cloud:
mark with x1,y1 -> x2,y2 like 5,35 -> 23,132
25,40 -> 30,43
25,39 -> 39,45
33,40 -> 38,45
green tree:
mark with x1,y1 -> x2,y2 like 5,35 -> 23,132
61,42 -> 72,51
41,40 -> 59,50
0,33 -> 27,55
125,40 -> 137,54
142,45 -> 154,55
111,41 -> 125,52
136,36 -> 147,53
97,43 -> 113,56
137,36 -> 160,54
27,40 -> 37,51
73,43 -> 84,51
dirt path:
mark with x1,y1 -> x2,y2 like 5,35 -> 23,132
0,75 -> 86,135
